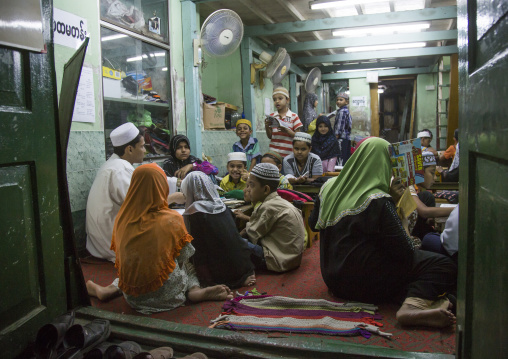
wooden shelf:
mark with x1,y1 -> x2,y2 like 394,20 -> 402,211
104,97 -> 169,108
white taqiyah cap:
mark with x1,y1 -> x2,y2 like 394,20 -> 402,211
417,130 -> 432,139
110,123 -> 140,147
293,132 -> 312,144
228,152 -> 247,162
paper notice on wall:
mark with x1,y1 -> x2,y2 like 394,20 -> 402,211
72,67 -> 95,123
264,97 -> 272,115
53,8 -> 88,49
351,96 -> 367,107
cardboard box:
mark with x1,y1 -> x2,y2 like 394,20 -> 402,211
203,102 -> 225,129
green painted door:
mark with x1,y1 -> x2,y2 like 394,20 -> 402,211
456,1 -> 508,358
0,1 -> 68,356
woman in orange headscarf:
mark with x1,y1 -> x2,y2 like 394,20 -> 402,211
87,163 -> 232,313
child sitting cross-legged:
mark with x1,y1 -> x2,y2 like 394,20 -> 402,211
241,163 -> 305,272
220,152 -> 249,192
233,119 -> 262,171
282,132 -> 323,185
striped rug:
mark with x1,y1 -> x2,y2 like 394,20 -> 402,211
210,295 -> 392,339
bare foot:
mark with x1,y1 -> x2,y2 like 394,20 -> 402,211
396,303 -> 456,328
86,280 -> 122,301
242,274 -> 256,287
187,285 -> 233,303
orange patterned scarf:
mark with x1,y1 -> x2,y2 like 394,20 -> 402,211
111,163 -> 193,296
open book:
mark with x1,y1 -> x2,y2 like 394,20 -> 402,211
389,138 -> 424,186
266,115 -> 291,129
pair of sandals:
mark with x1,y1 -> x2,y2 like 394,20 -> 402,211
33,311 -> 207,358
34,311 -> 110,359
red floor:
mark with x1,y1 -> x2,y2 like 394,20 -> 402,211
80,241 -> 455,355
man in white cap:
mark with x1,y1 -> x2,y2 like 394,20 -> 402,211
85,122 -> 145,261
219,152 -> 249,192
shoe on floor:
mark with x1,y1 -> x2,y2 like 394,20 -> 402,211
149,347 -> 173,359
105,341 -> 142,359
34,311 -> 75,359
63,319 -> 111,355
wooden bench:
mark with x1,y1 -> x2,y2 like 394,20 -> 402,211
429,182 -> 459,192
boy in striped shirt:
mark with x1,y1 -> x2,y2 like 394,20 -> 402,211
265,87 -> 303,157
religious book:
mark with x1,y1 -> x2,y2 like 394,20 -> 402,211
389,138 -> 424,186
266,115 -> 290,129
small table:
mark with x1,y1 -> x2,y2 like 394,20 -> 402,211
294,185 -> 320,194
301,201 -> 319,248
429,182 -> 459,192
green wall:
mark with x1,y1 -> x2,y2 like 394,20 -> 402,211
416,73 -> 439,148
347,78 -> 371,138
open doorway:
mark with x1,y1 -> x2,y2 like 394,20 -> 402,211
378,77 -> 417,143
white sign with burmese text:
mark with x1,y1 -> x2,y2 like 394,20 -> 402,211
53,8 -> 88,49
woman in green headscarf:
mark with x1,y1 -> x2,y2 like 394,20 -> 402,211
309,137 -> 457,328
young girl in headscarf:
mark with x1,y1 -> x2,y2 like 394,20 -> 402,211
311,115 -> 341,172
162,134 -> 201,179
86,164 -> 233,312
181,172 -> 256,288
301,93 -> 318,132
309,138 -> 457,328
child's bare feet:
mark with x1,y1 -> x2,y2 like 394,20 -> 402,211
396,303 -> 456,328
242,274 -> 256,287
86,280 -> 122,301
187,285 -> 233,303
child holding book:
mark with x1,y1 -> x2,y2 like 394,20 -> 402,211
265,87 -> 303,158
282,132 -> 323,185
311,115 -> 341,172
242,163 -> 305,272
232,119 -> 262,171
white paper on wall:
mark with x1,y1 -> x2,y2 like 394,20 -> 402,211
351,96 -> 367,107
53,8 -> 88,49
72,67 -> 96,123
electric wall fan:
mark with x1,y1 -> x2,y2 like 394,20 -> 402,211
194,9 -> 244,65
251,48 -> 290,89
304,67 -> 322,94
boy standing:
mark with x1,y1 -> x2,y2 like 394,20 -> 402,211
244,163 -> 305,272
265,87 -> 303,158
220,152 -> 249,192
232,119 -> 262,171
333,93 -> 352,165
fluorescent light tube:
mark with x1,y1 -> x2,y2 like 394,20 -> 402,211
126,54 -> 148,62
310,0 -> 387,10
344,42 -> 426,52
333,23 -> 430,37
335,67 -> 395,73
101,34 -> 128,42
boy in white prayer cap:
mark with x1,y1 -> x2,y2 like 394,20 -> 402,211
220,152 -> 249,192
85,123 -> 145,261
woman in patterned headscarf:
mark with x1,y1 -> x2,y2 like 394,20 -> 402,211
301,93 -> 319,132
309,137 -> 457,328
181,171 -> 256,288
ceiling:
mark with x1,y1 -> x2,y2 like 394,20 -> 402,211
195,0 -> 457,77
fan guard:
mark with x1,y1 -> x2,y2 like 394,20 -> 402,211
201,9 -> 244,58
305,67 -> 322,93
271,53 -> 291,86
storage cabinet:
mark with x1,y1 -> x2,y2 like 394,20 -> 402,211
100,8 -> 172,159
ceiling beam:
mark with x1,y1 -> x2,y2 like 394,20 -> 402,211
276,30 -> 457,53
250,38 -> 307,76
316,58 -> 437,73
244,6 -> 457,36
274,0 -> 335,55
238,0 -> 313,57
293,45 -> 458,65
322,67 -> 432,81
